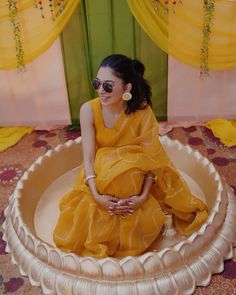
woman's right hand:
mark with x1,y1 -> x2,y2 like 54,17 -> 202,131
94,194 -> 120,212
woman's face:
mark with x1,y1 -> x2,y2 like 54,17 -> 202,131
95,66 -> 130,106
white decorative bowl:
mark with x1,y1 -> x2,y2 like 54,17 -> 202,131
2,136 -> 236,295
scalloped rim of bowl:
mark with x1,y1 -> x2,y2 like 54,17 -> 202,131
3,136 -> 236,295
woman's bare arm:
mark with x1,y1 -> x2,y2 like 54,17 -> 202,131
80,102 -> 99,198
80,102 -> 119,210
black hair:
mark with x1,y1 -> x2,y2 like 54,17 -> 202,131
99,54 -> 152,114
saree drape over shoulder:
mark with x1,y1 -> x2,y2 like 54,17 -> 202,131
53,98 -> 208,258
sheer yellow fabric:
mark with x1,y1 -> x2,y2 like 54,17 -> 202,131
206,119 -> 236,147
0,127 -> 33,152
0,0 -> 80,69
127,0 -> 236,70
53,98 -> 208,258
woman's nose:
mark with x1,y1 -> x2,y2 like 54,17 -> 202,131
97,84 -> 105,93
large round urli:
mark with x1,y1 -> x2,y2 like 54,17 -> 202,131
3,136 -> 236,295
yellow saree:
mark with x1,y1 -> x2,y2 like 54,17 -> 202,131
53,98 -> 208,258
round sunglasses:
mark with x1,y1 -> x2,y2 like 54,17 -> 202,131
91,79 -> 114,93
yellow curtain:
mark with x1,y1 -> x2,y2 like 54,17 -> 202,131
127,0 -> 236,70
0,0 -> 80,70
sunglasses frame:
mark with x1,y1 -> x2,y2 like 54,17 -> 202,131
91,79 -> 115,93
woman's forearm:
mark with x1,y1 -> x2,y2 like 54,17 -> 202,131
84,162 -> 99,199
86,177 -> 100,199
83,157 -> 99,199
141,172 -> 157,200
83,154 -> 96,176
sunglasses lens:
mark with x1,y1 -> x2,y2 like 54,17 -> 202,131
103,82 -> 113,93
92,79 -> 113,93
92,79 -> 101,90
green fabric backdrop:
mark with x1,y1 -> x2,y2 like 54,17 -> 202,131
61,0 -> 168,125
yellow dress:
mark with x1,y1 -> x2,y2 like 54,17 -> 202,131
53,98 -> 208,258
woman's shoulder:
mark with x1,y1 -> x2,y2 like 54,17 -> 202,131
80,98 -> 101,125
80,101 -> 93,124
80,98 -> 99,113
80,101 -> 92,114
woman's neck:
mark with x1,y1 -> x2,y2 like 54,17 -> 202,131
102,100 -> 126,115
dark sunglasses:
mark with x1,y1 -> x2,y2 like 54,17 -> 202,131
91,79 -> 114,93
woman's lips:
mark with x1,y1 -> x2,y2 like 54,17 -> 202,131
100,96 -> 110,101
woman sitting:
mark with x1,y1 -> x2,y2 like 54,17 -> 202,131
53,54 -> 208,258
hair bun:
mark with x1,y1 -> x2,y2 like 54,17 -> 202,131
132,59 -> 145,77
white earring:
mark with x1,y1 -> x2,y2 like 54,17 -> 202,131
122,92 -> 132,101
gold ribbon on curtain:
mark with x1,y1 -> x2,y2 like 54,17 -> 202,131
0,0 -> 80,70
127,0 -> 236,71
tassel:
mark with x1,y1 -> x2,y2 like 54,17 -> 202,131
161,213 -> 177,237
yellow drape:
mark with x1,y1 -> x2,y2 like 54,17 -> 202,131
206,119 -> 236,147
0,127 -> 33,152
0,0 -> 80,70
127,0 -> 236,70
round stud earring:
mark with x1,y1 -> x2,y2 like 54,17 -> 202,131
122,92 -> 132,101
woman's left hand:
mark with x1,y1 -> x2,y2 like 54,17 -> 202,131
109,195 -> 146,217
125,194 -> 146,211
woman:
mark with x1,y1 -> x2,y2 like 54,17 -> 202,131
53,54 -> 208,258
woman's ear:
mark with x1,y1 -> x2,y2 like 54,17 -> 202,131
125,83 -> 132,93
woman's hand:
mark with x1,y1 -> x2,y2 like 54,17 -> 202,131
95,193 -> 147,217
93,171 -> 155,217
109,172 -> 155,217
109,194 -> 146,217
94,194 -> 120,212
124,194 -> 146,211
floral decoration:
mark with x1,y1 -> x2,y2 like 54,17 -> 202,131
4,277 -> 24,293
200,0 -> 215,78
63,129 -> 81,142
8,0 -> 65,70
34,0 -> 64,20
151,0 -> 216,77
150,0 -> 183,13
0,167 -> 23,185
7,0 -> 25,71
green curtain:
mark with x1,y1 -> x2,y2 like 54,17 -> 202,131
60,0 -> 168,125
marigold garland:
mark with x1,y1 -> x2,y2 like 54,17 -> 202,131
150,0 -> 183,13
8,0 -> 65,70
200,0 -> 216,78
8,0 -> 25,71
34,0 -> 65,21
150,0 -> 216,77
8,0 -> 217,74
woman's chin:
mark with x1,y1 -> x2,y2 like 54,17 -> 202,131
99,96 -> 110,104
